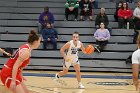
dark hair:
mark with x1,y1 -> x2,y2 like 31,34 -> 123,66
44,6 -> 49,11
122,2 -> 128,10
27,30 -> 40,44
73,31 -> 79,35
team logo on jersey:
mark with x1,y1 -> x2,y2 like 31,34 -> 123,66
71,47 -> 77,54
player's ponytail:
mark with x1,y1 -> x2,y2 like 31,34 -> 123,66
28,30 -> 40,44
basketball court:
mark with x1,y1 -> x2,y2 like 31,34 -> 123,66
0,71 -> 138,93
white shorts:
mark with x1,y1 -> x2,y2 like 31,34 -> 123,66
132,49 -> 140,64
62,58 -> 80,69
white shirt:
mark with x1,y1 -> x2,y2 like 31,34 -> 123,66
66,40 -> 81,61
132,49 -> 140,64
133,7 -> 140,18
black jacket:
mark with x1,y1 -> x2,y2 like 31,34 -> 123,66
95,13 -> 109,27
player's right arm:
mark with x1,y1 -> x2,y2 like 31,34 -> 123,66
0,48 -> 11,56
60,42 -> 70,61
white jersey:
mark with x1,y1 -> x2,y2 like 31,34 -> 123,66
132,49 -> 140,64
66,40 -> 81,62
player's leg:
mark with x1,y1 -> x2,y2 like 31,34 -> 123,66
73,64 -> 85,89
55,61 -> 71,78
56,68 -> 69,78
21,81 -> 30,93
8,83 -> 25,93
15,84 -> 26,93
73,64 -> 81,82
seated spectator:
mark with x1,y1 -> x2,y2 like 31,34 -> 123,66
114,0 -> 128,3
80,0 -> 92,21
65,0 -> 79,21
114,1 -> 123,22
90,0 -> 98,9
41,22 -> 58,50
126,0 -> 134,3
118,2 -> 133,28
133,1 -> 140,43
95,8 -> 112,34
78,0 -> 82,8
79,0 -> 97,16
39,6 -> 55,30
94,22 -> 111,53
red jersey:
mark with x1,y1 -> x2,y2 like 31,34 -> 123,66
5,44 -> 30,69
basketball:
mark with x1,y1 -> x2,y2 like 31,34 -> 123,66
85,45 -> 94,54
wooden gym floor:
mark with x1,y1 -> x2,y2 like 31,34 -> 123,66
0,71 -> 139,93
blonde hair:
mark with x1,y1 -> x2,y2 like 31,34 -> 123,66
101,8 -> 105,12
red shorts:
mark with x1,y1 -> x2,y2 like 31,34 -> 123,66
0,67 -> 22,88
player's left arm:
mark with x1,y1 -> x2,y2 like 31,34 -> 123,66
80,42 -> 87,54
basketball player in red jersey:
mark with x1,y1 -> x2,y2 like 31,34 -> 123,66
0,30 -> 41,93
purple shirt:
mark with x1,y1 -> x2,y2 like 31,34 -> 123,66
39,12 -> 54,25
94,29 -> 110,40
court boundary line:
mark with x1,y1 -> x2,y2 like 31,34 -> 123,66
23,73 -> 133,79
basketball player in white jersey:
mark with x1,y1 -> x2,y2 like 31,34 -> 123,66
55,32 -> 87,89
132,34 -> 140,91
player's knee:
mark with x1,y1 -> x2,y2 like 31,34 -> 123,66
75,69 -> 80,73
63,70 -> 68,74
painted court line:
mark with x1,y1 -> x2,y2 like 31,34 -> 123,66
23,73 -> 132,79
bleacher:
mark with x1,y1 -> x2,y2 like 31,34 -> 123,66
0,0 -> 137,72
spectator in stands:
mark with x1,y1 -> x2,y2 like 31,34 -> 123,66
95,8 -> 112,34
118,2 -> 133,28
126,0 -> 134,3
95,8 -> 109,28
90,0 -> 98,9
78,0 -> 82,8
79,0 -> 98,16
94,22 -> 110,53
65,0 -> 79,21
114,1 -> 123,22
39,6 -> 55,29
114,0 -> 128,3
133,1 -> 140,43
79,0 -> 93,21
41,22 -> 58,50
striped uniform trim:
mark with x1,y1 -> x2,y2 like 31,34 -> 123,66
5,77 -> 20,86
